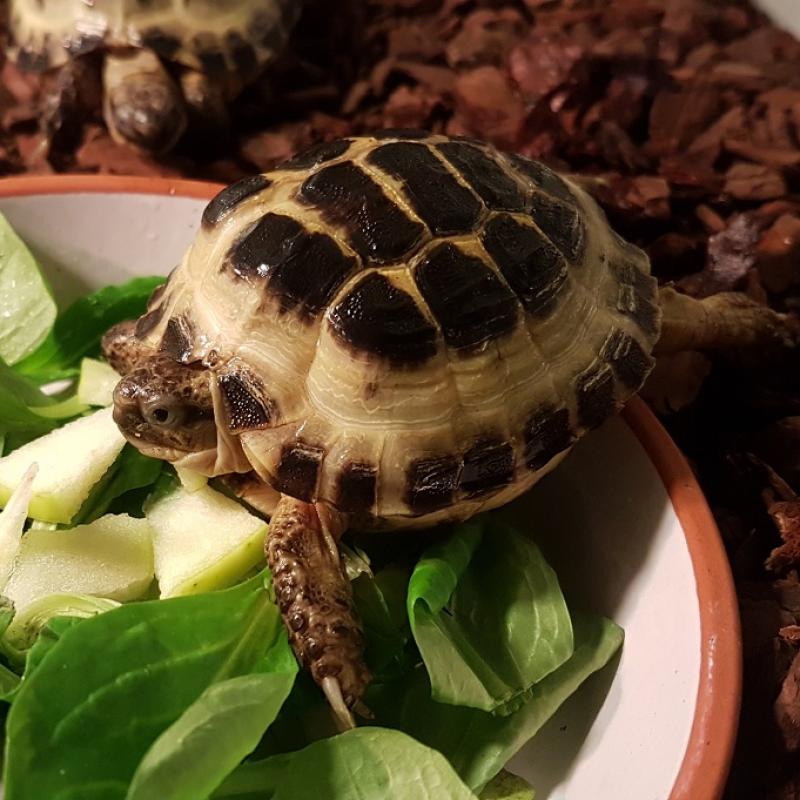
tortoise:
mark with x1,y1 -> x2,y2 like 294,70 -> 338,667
6,0 -> 301,153
101,130 -> 791,729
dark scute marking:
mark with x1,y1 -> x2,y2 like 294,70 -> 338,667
196,47 -> 227,76
217,372 -> 274,431
301,162 -> 426,264
482,215 -> 568,317
576,362 -> 616,429
373,128 -> 430,140
460,438 -> 514,496
328,273 -> 437,366
529,193 -> 586,263
276,441 -> 325,501
367,142 -> 483,236
406,455 -> 460,514
142,28 -> 181,58
229,213 -> 356,317
281,139 -> 351,171
225,31 -> 258,74
508,154 -> 575,205
202,175 -> 272,228
524,406 -> 575,470
336,463 -> 377,512
159,316 -> 193,363
601,330 -> 654,391
611,260 -> 660,337
135,306 -> 164,339
414,243 -> 518,350
435,141 -> 527,212
17,47 -> 50,72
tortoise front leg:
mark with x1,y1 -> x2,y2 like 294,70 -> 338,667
267,495 -> 370,731
102,49 -> 186,153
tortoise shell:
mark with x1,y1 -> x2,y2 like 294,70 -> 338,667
138,131 -> 661,528
7,0 -> 299,74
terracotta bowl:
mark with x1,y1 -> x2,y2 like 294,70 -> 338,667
0,177 -> 741,799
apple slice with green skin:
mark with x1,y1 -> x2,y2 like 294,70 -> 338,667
77,357 -> 120,407
4,514 -> 154,612
3,593 -> 120,664
0,463 -> 37,589
175,466 -> 208,492
146,484 -> 267,598
0,407 -> 125,523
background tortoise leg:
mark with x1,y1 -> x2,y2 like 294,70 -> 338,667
102,50 -> 186,154
267,494 -> 370,731
178,69 -> 230,141
40,55 -> 102,168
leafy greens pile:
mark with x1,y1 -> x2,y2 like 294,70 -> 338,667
0,213 -> 623,799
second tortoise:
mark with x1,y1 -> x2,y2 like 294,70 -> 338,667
7,0 -> 301,153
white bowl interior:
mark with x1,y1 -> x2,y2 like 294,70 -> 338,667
0,190 -> 702,799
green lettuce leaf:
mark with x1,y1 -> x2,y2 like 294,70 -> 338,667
0,212 -> 56,365
128,670 -> 297,800
4,571 -> 290,800
408,519 -> 573,711
369,613 -> 623,793
479,770 -> 535,799
0,358 -> 59,445
352,565 -> 411,680
214,728 -> 478,800
15,276 -> 164,382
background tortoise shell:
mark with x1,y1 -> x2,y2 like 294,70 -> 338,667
137,131 -> 661,528
7,0 -> 299,75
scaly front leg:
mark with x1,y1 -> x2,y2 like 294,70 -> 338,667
267,495 -> 370,731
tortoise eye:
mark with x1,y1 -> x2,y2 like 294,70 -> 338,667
142,400 -> 184,429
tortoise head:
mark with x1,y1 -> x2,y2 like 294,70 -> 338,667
112,355 -> 217,461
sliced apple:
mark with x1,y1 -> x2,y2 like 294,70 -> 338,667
77,358 -> 120,407
0,464 -> 37,589
0,407 -> 125,523
3,593 -> 120,662
4,513 -> 154,611
146,484 -> 267,597
175,466 -> 208,492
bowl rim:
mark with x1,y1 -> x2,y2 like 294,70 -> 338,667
0,173 -> 742,799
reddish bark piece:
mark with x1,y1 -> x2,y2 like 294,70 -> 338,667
75,127 -> 183,177
446,9 -> 526,68
758,215 -> 800,294
767,501 -> 800,574
453,66 -> 524,147
775,648 -> 800,752
725,162 -> 787,201
508,33 -> 582,103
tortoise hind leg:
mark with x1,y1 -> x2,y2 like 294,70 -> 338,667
179,70 -> 230,132
102,50 -> 186,154
267,495 -> 370,731
40,56 -> 102,169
